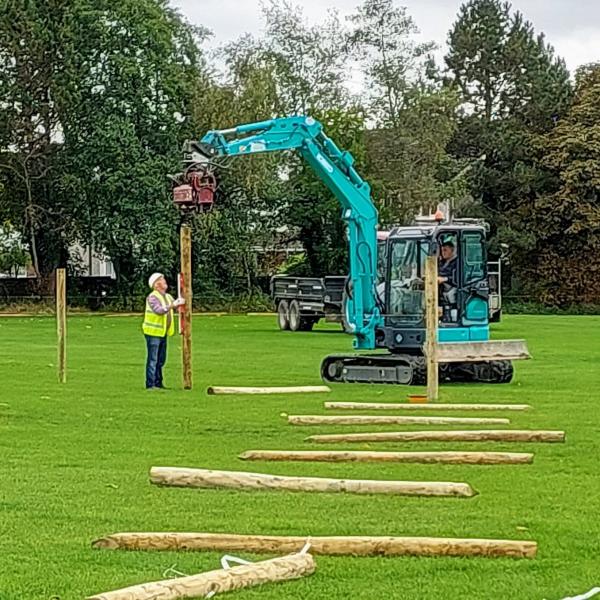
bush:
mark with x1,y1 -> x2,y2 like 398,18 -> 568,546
276,253 -> 311,276
504,300 -> 600,315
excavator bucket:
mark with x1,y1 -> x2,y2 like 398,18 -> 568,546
435,339 -> 531,364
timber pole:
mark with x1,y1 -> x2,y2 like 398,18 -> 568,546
91,532 -> 537,559
207,385 -> 331,395
237,450 -> 533,465
324,402 -> 531,411
180,224 -> 193,390
86,551 -> 315,600
56,268 -> 66,384
306,429 -> 566,444
425,255 -> 438,401
287,415 -> 509,426
149,466 -> 476,497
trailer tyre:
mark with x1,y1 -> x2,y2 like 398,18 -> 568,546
288,300 -> 302,331
277,300 -> 290,330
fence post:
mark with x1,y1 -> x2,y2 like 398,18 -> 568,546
56,268 -> 67,384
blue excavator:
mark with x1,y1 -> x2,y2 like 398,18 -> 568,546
172,116 -> 529,385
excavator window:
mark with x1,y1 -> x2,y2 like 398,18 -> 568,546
386,238 -> 427,323
462,232 -> 486,285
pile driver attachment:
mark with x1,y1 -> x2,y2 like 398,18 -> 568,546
170,141 -> 220,213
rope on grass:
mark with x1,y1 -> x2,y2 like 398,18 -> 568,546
162,564 -> 189,578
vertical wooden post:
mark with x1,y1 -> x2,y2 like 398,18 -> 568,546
425,255 -> 438,401
180,224 -> 193,389
56,268 -> 67,384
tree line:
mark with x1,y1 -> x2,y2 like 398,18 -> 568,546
0,0 -> 597,307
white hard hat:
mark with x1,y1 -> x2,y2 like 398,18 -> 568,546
148,272 -> 164,289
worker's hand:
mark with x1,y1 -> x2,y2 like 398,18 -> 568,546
172,297 -> 185,308
437,276 -> 447,284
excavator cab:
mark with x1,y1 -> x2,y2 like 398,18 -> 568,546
323,220 -> 529,384
326,219 -> 528,385
379,223 -> 491,353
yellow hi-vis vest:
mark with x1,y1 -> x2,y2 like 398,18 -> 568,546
142,291 -> 175,337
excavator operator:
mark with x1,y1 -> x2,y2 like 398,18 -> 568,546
438,238 -> 458,287
438,237 -> 458,322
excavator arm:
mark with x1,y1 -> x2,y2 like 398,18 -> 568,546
181,116 -> 381,349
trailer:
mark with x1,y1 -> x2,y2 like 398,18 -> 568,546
270,275 -> 349,331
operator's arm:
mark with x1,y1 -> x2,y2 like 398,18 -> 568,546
438,258 -> 458,286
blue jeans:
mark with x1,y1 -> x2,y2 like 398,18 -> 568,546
145,334 -> 167,388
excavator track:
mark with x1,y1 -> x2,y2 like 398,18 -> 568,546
321,354 -> 427,385
441,359 -> 514,384
321,354 -> 513,385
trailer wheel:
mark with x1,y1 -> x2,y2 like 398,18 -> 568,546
288,300 -> 301,331
277,300 -> 290,330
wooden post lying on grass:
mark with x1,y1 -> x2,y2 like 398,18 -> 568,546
207,385 -> 331,395
86,551 -> 315,600
287,415 -> 510,426
180,224 -> 193,390
92,532 -> 537,559
56,268 -> 66,384
425,255 -> 439,401
238,450 -> 533,465
306,429 -> 566,444
149,466 -> 476,497
324,402 -> 531,412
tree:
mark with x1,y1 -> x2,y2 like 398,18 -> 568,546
260,0 -> 349,115
528,64 -> 600,305
363,85 -> 469,225
188,41 -> 288,298
57,0 -> 208,304
0,0 -> 78,279
445,0 -> 572,274
0,0 -> 207,300
346,0 -> 435,127
0,223 -> 28,276
446,0 -> 571,128
194,1 -> 360,280
347,0 -> 469,225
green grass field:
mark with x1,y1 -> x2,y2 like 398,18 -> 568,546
1,314 -> 599,599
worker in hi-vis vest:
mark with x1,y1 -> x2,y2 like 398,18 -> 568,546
143,272 -> 185,389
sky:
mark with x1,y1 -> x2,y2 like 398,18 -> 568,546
170,0 -> 599,76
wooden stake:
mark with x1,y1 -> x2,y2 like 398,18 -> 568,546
92,532 -> 537,559
425,255 -> 438,400
325,402 -> 531,411
207,385 -> 331,395
287,415 -> 509,426
56,268 -> 66,384
307,429 -> 566,444
149,466 -> 476,497
180,224 -> 193,390
238,450 -> 533,465
87,551 -> 315,600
